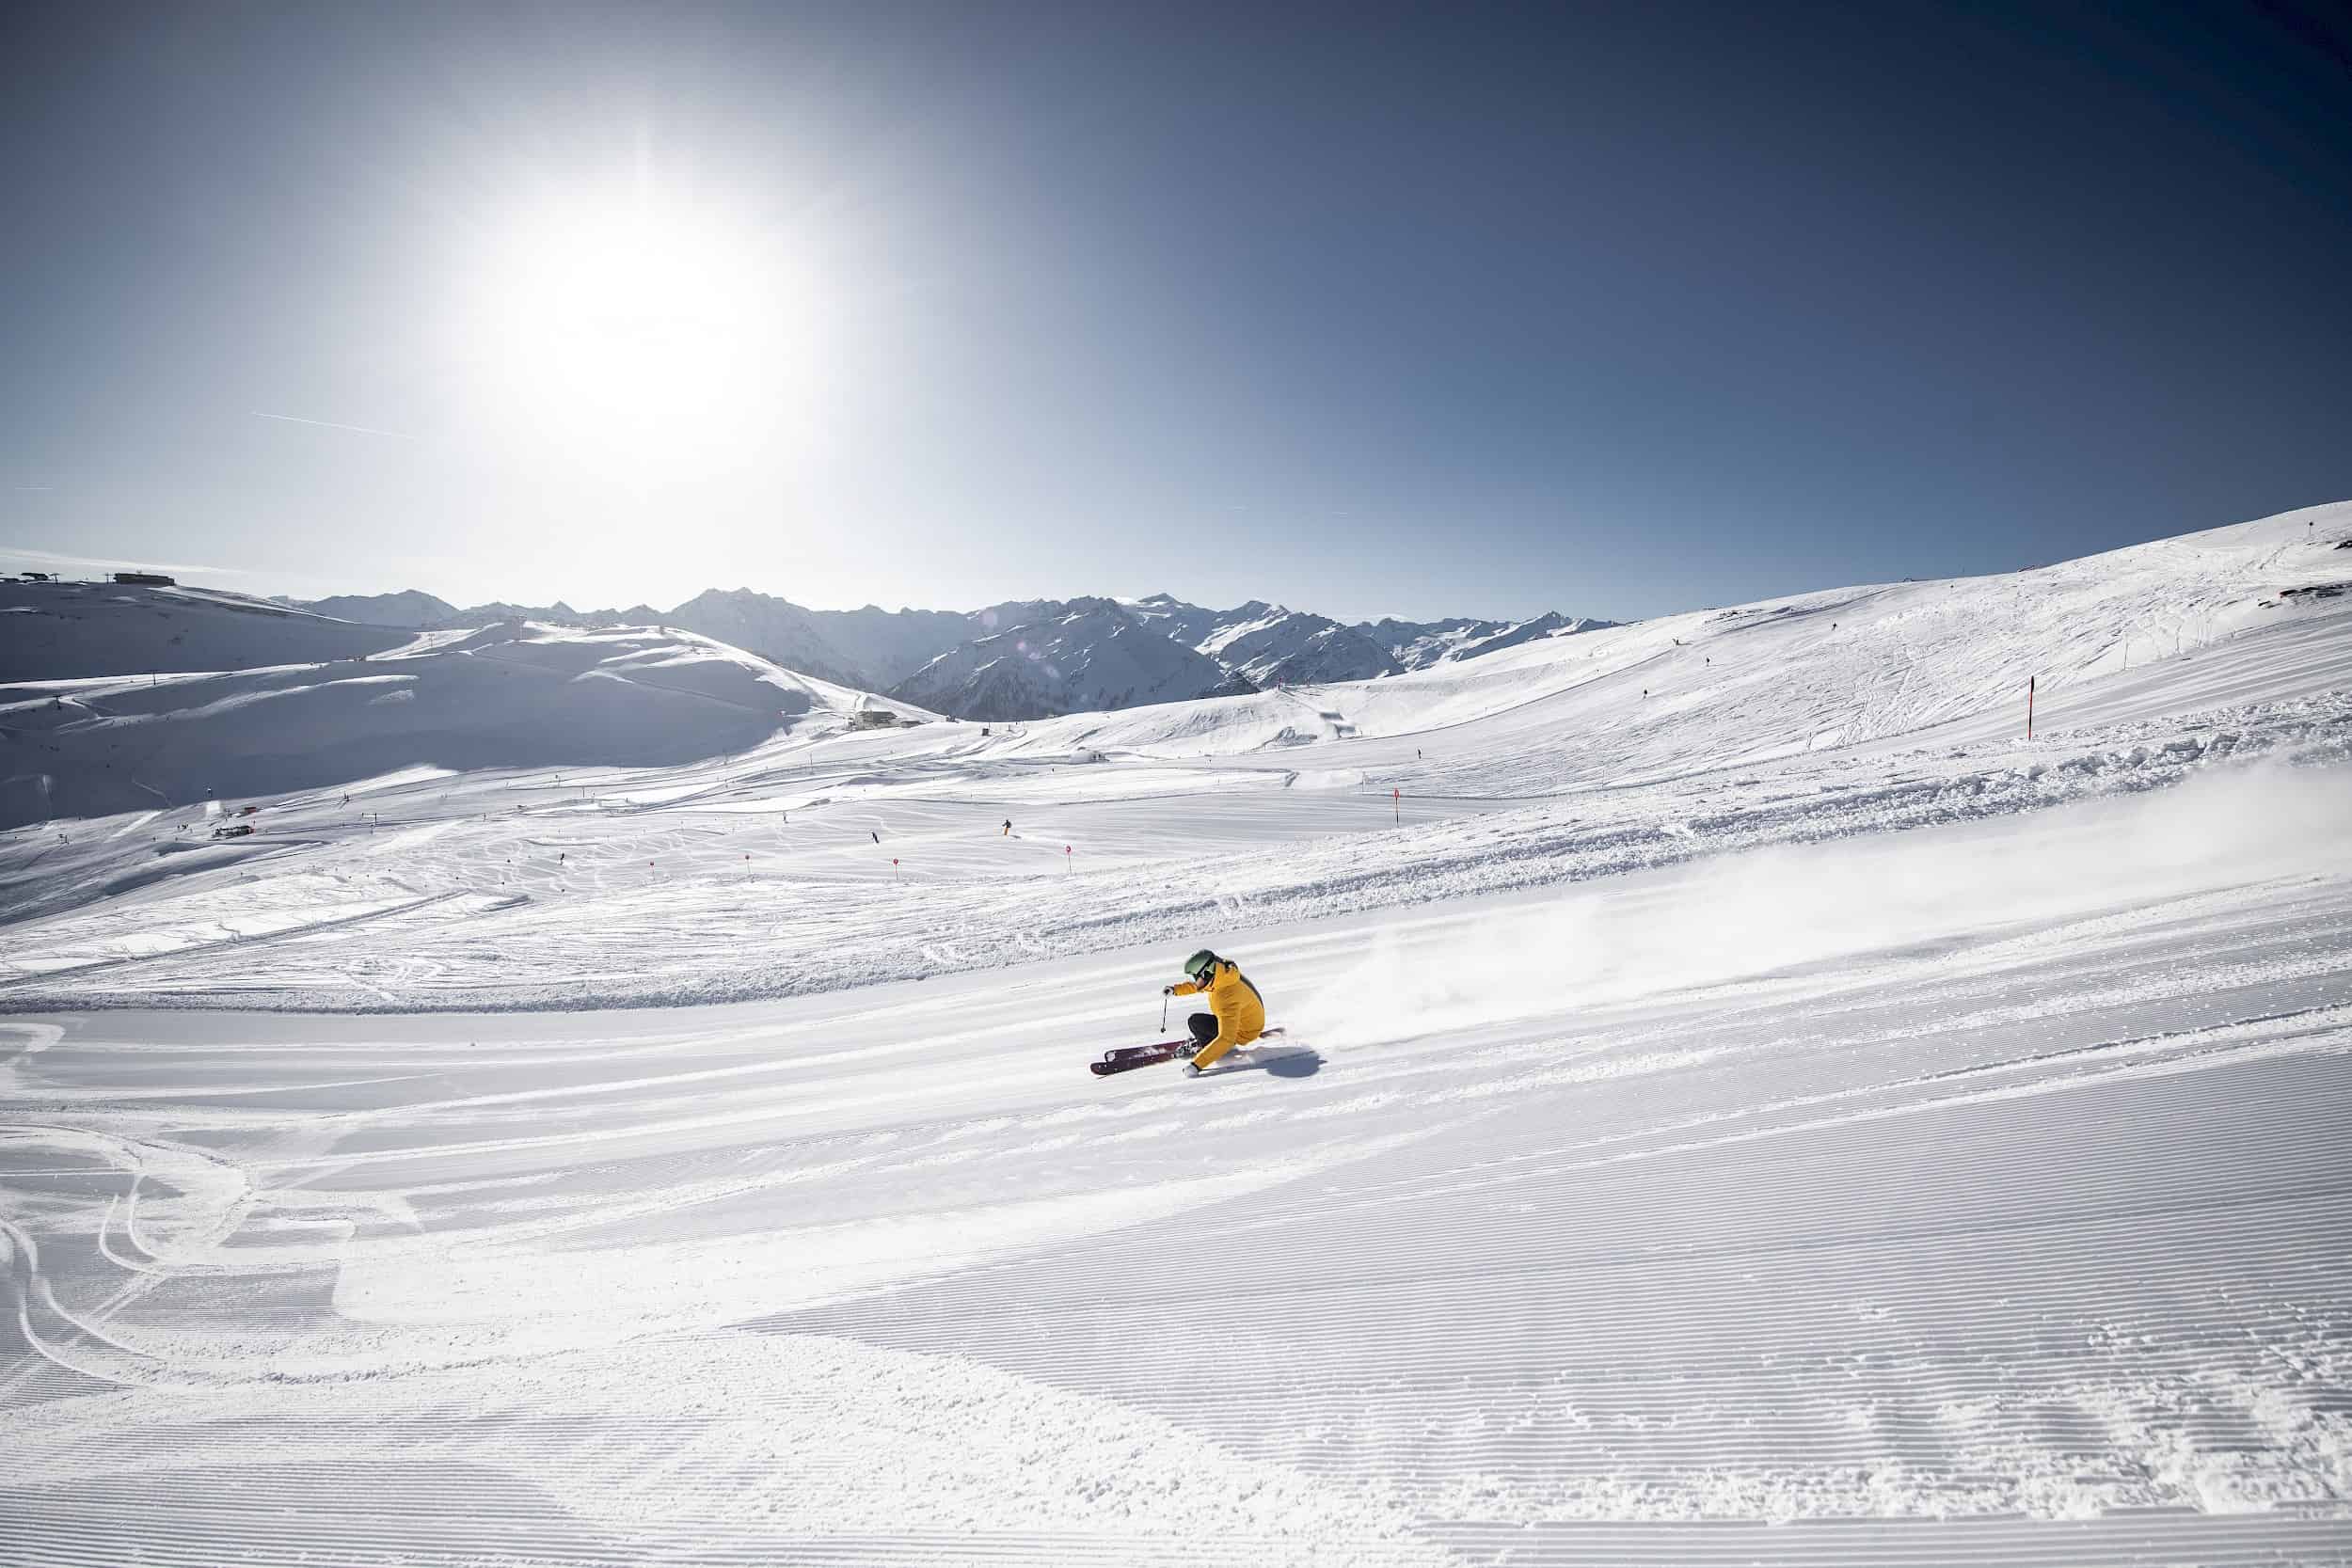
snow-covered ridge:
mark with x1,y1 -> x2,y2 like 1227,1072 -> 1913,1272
277,588 -> 460,626
1,578 -> 408,680
890,599 -> 1243,721
0,618 -> 932,829
273,584 -> 1617,718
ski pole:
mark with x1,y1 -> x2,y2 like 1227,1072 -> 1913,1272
1160,991 -> 1168,1033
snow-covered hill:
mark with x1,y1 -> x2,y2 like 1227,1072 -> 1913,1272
1121,597 -> 1617,686
283,593 -> 676,632
1118,590 -> 1226,647
1114,596 -> 1619,689
661,588 -> 872,689
283,591 -> 992,695
1359,610 -> 1620,669
269,581 -> 1617,714
0,619 -> 930,829
1,578 -> 408,679
1444,609 -> 1614,661
282,588 -> 459,626
804,602 -> 997,689
432,599 -> 666,630
1192,602 -> 1404,685
1361,613 -> 1511,668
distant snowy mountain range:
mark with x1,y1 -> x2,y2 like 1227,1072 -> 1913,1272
272,587 -> 1614,720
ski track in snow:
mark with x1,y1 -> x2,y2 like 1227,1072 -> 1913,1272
3,502 -> 2352,1564
4,852 -> 2350,1564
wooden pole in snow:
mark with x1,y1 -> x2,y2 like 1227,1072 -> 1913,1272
1392,787 -> 1400,826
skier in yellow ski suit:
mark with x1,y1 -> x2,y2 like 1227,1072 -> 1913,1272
1163,949 -> 1266,1075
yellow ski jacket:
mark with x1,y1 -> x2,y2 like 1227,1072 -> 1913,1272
1170,958 -> 1265,1066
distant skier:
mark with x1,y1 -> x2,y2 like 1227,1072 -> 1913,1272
1162,949 -> 1267,1077
1001,818 -> 1012,836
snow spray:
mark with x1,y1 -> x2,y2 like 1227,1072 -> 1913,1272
1290,759 -> 2352,1050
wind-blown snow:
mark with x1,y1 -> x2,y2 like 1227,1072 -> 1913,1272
3,500 -> 2351,1565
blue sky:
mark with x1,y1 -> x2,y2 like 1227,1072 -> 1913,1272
4,1 -> 2348,623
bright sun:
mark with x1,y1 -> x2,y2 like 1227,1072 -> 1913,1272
464,182 -> 805,476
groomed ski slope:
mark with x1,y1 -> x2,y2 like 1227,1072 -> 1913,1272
3,501 -> 2351,1565
5,768 -> 2350,1566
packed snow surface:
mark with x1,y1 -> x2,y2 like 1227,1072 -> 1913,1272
3,501 -> 2351,1564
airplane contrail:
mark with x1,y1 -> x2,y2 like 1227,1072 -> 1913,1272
253,410 -> 414,438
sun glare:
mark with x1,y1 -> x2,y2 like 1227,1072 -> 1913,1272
463,182 -> 807,476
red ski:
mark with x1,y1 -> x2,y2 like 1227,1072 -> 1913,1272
1090,1039 -> 1193,1075
1090,1029 -> 1283,1076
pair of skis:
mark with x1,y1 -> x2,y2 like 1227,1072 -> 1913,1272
1090,1027 -> 1284,1077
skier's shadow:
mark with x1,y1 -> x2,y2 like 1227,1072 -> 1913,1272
1233,1044 -> 1323,1079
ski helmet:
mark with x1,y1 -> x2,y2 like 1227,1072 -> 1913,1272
1183,949 -> 1219,981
